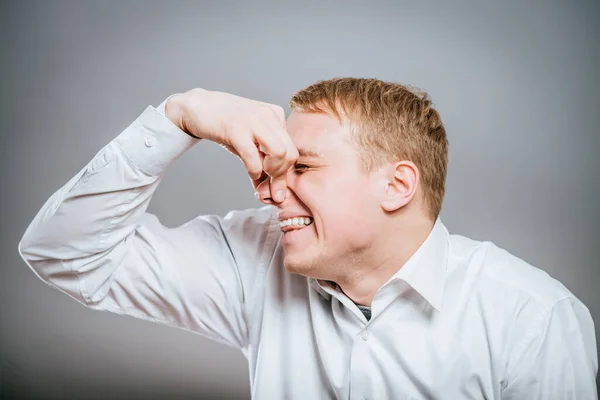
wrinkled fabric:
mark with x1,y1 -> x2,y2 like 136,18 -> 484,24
18,99 -> 598,400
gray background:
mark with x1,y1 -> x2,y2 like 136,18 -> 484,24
1,1 -> 598,399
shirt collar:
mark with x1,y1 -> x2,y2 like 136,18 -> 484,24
389,218 -> 449,311
309,218 -> 449,311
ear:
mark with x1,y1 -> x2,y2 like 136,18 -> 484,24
380,161 -> 419,212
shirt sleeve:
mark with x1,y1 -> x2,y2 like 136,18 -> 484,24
17,99 -> 280,351
502,296 -> 598,399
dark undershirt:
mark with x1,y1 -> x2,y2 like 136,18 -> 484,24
356,304 -> 372,321
324,280 -> 372,320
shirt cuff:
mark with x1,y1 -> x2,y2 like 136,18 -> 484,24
114,97 -> 200,177
156,93 -> 180,116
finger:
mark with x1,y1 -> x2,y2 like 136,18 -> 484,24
255,104 -> 295,160
267,104 -> 286,128
263,117 -> 298,165
253,124 -> 289,204
253,174 -> 274,205
253,122 -> 291,179
230,135 -> 263,181
260,129 -> 297,204
268,173 -> 287,203
254,102 -> 286,127
250,166 -> 268,192
249,152 -> 267,186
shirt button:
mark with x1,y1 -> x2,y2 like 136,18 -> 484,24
145,137 -> 155,147
361,330 -> 371,341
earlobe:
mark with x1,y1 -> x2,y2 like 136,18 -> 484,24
380,161 -> 419,212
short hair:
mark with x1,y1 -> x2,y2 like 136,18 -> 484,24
289,77 -> 448,220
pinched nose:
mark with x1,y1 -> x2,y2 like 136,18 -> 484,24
254,177 -> 275,204
255,177 -> 291,205
254,169 -> 298,205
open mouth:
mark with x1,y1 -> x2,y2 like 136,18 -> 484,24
279,217 -> 314,232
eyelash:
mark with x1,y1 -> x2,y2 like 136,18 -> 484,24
294,164 -> 311,173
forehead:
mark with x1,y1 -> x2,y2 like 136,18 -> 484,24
286,111 -> 353,157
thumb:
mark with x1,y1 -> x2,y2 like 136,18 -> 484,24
269,175 -> 288,203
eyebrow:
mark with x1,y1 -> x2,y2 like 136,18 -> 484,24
297,148 -> 323,158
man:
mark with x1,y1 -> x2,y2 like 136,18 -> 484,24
19,78 -> 598,399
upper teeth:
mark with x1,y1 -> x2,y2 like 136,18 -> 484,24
280,217 -> 313,227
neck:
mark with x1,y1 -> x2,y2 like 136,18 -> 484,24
334,215 -> 435,306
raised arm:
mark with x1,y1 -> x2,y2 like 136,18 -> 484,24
18,89 -> 298,350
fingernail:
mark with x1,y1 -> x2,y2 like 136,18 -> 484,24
274,190 -> 285,202
254,192 -> 260,199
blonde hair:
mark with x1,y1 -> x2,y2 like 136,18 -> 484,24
289,77 -> 448,220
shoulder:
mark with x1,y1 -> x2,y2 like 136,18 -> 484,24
447,233 -> 575,309
445,233 -> 596,380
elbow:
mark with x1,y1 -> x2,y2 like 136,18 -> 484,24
18,235 -> 91,306
17,228 -> 74,287
18,234 -> 54,283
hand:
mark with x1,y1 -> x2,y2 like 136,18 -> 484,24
165,88 -> 298,203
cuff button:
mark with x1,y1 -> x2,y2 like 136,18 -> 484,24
145,137 -> 155,147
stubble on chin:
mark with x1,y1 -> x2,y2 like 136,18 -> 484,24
282,253 -> 321,278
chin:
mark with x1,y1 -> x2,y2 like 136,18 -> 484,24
283,253 -> 319,277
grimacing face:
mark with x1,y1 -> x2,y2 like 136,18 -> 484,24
274,111 -> 390,280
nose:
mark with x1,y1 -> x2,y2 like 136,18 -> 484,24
254,177 -> 274,204
255,169 -> 297,205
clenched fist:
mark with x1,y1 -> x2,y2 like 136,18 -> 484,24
165,88 -> 299,203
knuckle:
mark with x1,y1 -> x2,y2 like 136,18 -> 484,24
270,105 -> 285,119
246,112 -> 260,124
239,146 -> 256,160
270,164 -> 288,178
260,104 -> 273,115
248,166 -> 262,177
234,139 -> 255,157
263,165 -> 281,178
272,146 -> 287,158
247,163 -> 263,177
285,150 -> 298,163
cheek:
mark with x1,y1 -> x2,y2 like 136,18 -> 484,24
298,175 -> 379,240
323,210 -> 378,255
296,174 -> 363,212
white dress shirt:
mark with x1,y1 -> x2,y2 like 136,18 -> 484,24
18,99 -> 598,399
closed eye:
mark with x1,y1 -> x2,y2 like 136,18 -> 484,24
294,164 -> 311,173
